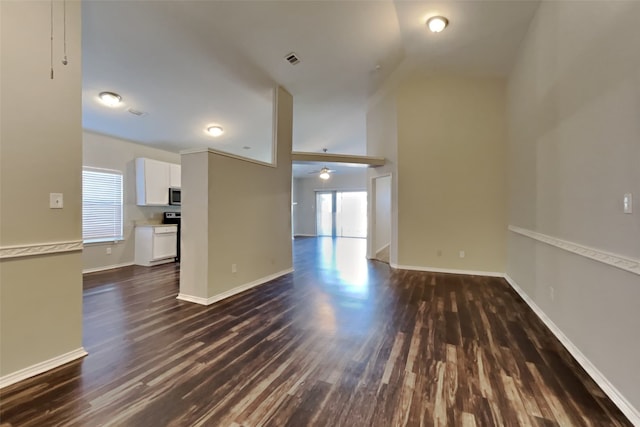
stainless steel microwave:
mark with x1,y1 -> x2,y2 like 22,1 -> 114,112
168,187 -> 181,205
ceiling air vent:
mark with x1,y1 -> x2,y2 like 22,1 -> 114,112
285,52 -> 301,65
128,108 -> 146,117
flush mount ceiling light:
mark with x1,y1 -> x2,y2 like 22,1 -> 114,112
98,91 -> 122,107
206,125 -> 224,137
427,16 -> 449,33
319,167 -> 331,180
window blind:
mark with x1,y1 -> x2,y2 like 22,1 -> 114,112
82,168 -> 123,243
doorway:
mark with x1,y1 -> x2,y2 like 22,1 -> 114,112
316,191 -> 367,238
368,174 -> 392,263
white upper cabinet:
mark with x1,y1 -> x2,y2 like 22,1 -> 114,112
169,163 -> 181,188
136,158 -> 180,206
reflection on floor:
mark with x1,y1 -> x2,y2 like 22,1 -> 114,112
0,237 -> 632,426
297,237 -> 374,336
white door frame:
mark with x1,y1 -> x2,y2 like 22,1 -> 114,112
367,173 -> 393,260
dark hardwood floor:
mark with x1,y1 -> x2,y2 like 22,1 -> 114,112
0,237 -> 632,426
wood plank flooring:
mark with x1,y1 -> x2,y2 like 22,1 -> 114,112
0,237 -> 632,426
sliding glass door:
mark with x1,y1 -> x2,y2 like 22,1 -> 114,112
316,191 -> 367,238
316,192 -> 334,236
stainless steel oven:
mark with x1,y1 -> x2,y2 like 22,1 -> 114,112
162,212 -> 181,262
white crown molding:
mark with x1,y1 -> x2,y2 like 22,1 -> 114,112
390,263 -> 504,278
503,275 -> 640,425
0,240 -> 83,260
177,267 -> 294,306
0,348 -> 88,389
508,225 -> 639,276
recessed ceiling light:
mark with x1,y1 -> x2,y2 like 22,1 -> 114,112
98,91 -> 122,107
206,125 -> 224,137
427,16 -> 449,33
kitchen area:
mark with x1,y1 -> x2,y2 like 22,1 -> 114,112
133,157 -> 182,267
81,131 -> 185,274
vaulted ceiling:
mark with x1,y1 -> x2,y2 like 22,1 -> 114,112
82,0 -> 540,169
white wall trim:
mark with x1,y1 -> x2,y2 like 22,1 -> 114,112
83,262 -> 134,274
294,234 -> 316,237
503,274 -> 640,425
390,263 -> 504,278
0,240 -> 83,260
176,293 -> 211,305
509,225 -> 640,276
177,267 -> 294,306
376,243 -> 390,255
180,148 -> 276,169
0,347 -> 88,389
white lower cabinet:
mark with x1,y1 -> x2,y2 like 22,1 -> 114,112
135,225 -> 177,266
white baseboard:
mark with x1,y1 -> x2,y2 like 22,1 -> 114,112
83,262 -> 134,274
503,274 -> 640,426
0,347 -> 88,389
375,243 -> 390,255
293,234 -> 316,237
177,267 -> 294,306
390,263 -> 504,278
176,293 -> 210,305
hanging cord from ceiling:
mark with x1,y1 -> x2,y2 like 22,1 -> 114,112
62,0 -> 68,66
50,0 -> 54,79
50,0 -> 69,79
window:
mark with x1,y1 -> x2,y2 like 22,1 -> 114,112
82,167 -> 123,243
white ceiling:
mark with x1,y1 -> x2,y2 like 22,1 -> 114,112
82,0 -> 540,173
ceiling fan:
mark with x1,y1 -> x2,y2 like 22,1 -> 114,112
307,166 -> 336,180
307,148 -> 335,180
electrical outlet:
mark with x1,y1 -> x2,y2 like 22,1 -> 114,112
232,263 -> 237,273
549,286 -> 555,302
106,247 -> 112,255
459,250 -> 465,258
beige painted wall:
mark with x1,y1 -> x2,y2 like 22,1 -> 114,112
180,87 -> 293,300
507,1 -> 640,412
396,75 -> 507,273
179,152 -> 210,300
0,0 -> 83,376
82,132 -> 180,272
293,172 -> 367,236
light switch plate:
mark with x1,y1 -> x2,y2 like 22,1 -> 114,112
50,193 -> 63,209
623,193 -> 632,214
